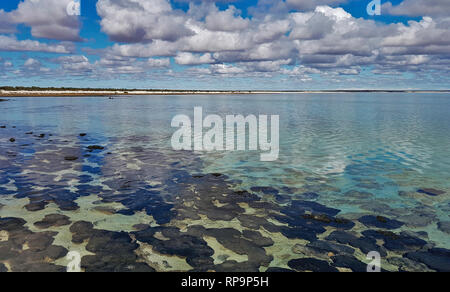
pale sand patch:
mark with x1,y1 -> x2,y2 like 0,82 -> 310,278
175,215 -> 246,233
203,235 -> 248,265
263,229 -> 309,271
136,242 -> 192,272
0,230 -> 9,242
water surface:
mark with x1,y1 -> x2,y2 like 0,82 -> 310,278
0,93 -> 449,272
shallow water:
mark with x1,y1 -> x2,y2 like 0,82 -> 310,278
0,93 -> 449,272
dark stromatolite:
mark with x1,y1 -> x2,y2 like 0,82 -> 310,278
358,215 -> 404,229
406,248 -> 450,272
0,217 -> 67,272
417,188 -> 445,196
34,214 -> 72,229
438,221 -> 450,234
69,221 -> 155,272
326,231 -> 387,256
331,255 -> 368,272
288,258 -> 338,272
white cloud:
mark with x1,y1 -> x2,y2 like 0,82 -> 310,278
175,52 -> 215,65
96,0 -> 193,42
286,0 -> 348,11
2,1 -> 449,88
9,0 -> 81,41
205,6 -> 250,32
147,58 -> 171,68
0,35 -> 74,53
383,0 -> 450,17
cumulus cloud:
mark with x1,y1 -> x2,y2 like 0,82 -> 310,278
0,9 -> 16,34
175,52 -> 216,65
0,35 -> 74,53
205,6 -> 250,32
8,0 -> 81,41
383,0 -> 450,17
2,0 -> 449,88
91,2 -> 449,82
286,0 -> 348,11
96,0 -> 193,43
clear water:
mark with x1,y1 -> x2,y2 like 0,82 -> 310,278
1,93 -> 449,272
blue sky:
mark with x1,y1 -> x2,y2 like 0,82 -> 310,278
0,0 -> 449,90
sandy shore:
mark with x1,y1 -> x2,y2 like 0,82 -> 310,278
1,90 -> 449,97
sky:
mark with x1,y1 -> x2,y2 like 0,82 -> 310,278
0,0 -> 449,90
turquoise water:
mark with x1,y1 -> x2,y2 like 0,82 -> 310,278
0,93 -> 449,272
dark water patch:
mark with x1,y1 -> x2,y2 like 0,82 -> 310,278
78,175 -> 94,184
81,165 -> 102,175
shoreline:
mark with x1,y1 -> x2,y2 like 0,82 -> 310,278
1,90 -> 449,97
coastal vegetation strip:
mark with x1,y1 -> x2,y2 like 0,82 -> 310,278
0,87 -> 449,97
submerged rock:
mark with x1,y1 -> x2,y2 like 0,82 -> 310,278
331,255 -> 368,272
362,230 -> 427,252
64,156 -> 78,161
406,248 -> 450,272
0,217 -> 67,272
288,258 -> 338,272
134,226 -> 214,270
87,145 -> 105,151
326,231 -> 386,256
307,240 -> 355,255
265,267 -> 295,272
250,186 -> 279,195
34,214 -> 72,229
387,257 -> 432,272
417,188 -> 445,196
70,221 -> 155,272
438,221 -> 450,234
358,215 -> 404,230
